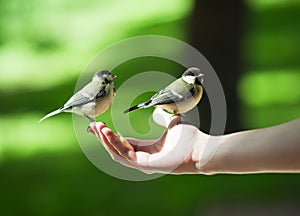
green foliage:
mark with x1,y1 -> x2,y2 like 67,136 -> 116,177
1,0 -> 300,215
240,0 -> 300,128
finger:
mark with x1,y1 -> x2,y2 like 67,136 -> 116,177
99,129 -> 120,156
88,123 -> 139,169
89,122 -> 106,140
116,132 -> 135,151
152,107 -> 173,128
125,138 -> 157,148
89,122 -> 106,134
89,122 -> 120,157
87,126 -> 95,135
89,122 -> 100,139
101,127 -> 137,161
126,131 -> 167,153
95,126 -> 138,168
101,134 -> 139,169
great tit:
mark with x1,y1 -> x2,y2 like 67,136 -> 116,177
39,70 -> 116,122
123,67 -> 204,115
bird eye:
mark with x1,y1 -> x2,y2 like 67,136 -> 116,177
186,71 -> 194,76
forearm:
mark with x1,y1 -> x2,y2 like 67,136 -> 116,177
198,119 -> 300,174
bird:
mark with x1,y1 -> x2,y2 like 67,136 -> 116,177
39,70 -> 116,123
123,67 -> 204,115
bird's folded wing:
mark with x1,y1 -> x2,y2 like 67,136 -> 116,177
63,85 -> 106,109
150,88 -> 186,105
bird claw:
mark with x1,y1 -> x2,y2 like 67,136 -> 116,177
84,115 -> 96,122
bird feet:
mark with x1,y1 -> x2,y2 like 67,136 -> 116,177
84,115 -> 96,123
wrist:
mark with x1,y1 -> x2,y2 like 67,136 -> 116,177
193,133 -> 225,175
196,131 -> 267,174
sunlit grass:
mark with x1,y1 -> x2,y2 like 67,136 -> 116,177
238,70 -> 300,107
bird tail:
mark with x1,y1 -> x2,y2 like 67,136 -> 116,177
39,109 -> 62,123
123,101 -> 151,114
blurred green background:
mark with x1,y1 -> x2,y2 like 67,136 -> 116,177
1,0 -> 300,215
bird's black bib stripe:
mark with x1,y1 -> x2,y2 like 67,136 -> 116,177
189,86 -> 198,97
95,87 -> 107,99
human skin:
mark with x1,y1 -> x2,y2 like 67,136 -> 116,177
88,108 -> 300,175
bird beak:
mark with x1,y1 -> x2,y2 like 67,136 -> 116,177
198,73 -> 204,84
112,75 -> 117,79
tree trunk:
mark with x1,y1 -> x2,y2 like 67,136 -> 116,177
189,0 -> 245,134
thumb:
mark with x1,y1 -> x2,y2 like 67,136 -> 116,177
152,107 -> 188,129
152,107 -> 183,129
152,108 -> 173,128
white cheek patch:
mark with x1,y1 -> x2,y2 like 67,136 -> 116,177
182,75 -> 196,84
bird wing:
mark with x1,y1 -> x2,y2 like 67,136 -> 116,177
63,82 -> 106,109
149,88 -> 184,105
150,80 -> 197,106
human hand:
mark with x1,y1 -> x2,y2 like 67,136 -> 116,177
88,108 -> 213,174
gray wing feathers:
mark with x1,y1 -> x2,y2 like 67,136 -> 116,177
63,82 -> 105,109
150,80 -> 195,106
150,89 -> 184,105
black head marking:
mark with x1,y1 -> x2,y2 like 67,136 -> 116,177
182,67 -> 204,85
93,70 -> 111,78
183,67 -> 201,77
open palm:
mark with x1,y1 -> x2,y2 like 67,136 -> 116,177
88,108 -> 208,174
